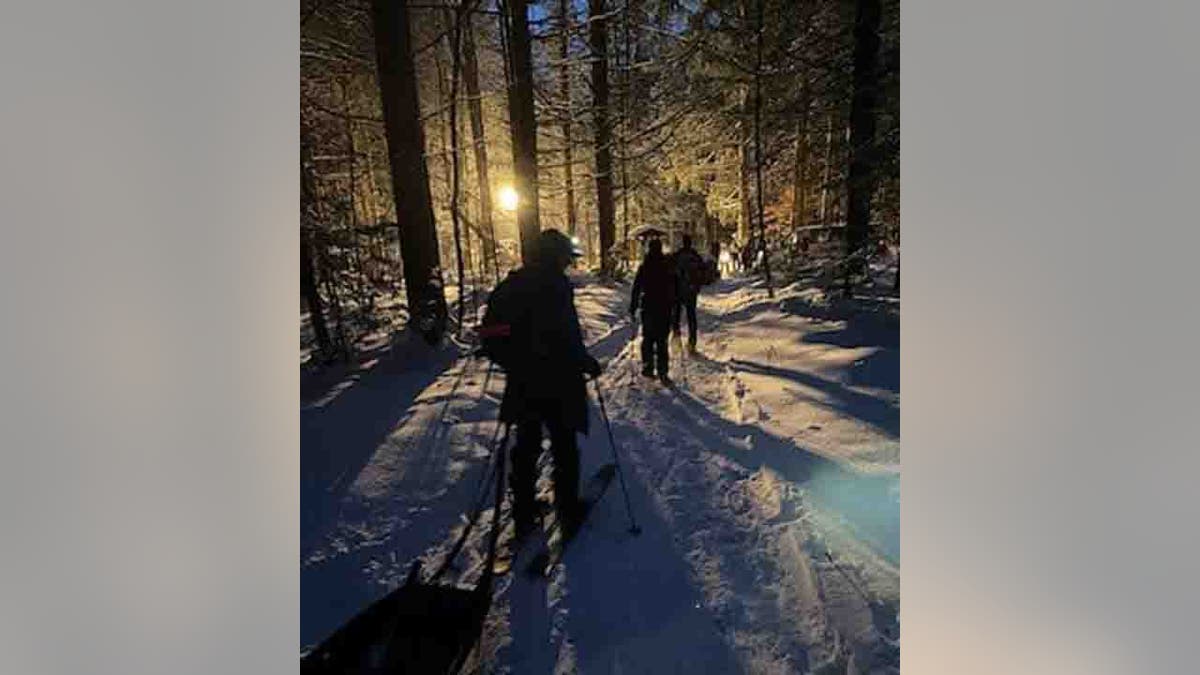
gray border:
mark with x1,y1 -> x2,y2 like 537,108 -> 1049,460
0,1 -> 298,673
903,1 -> 1200,671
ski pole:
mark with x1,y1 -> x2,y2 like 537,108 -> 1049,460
430,420 -> 511,582
628,315 -> 640,383
679,328 -> 688,387
591,377 -> 641,535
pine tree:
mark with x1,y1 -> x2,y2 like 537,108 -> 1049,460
506,0 -> 541,264
844,0 -> 882,291
589,0 -> 616,276
371,0 -> 447,343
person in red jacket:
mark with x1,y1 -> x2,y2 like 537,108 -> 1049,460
630,238 -> 679,383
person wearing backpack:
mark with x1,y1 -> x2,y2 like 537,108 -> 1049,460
482,229 -> 602,538
672,234 -> 707,353
630,237 -> 679,383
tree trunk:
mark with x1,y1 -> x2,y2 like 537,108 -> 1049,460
371,0 -> 447,343
738,85 -> 753,245
339,79 -> 375,315
462,13 -> 499,283
301,231 -> 333,361
589,0 -> 616,276
358,123 -> 386,279
506,0 -> 541,264
324,258 -> 348,355
753,0 -> 773,298
619,1 -> 632,246
361,119 -> 381,224
819,111 -> 832,225
444,7 -> 467,335
301,141 -> 333,360
734,0 -> 752,247
435,50 -> 452,222
558,0 -> 577,239
844,0 -> 881,292
791,80 -> 809,232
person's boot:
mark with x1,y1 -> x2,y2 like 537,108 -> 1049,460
642,366 -> 655,378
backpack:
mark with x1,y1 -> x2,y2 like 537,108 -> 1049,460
478,270 -> 532,371
679,250 -> 710,291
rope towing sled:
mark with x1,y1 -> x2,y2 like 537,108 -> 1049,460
302,424 -> 511,675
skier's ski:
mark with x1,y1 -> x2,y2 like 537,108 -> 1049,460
524,463 -> 617,577
491,500 -> 554,575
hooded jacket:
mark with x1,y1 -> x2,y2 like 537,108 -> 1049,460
497,264 -> 591,433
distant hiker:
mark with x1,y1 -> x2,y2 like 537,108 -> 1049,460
671,234 -> 708,352
630,238 -> 678,383
489,229 -> 603,539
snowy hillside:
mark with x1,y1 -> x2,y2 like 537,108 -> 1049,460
301,274 -> 899,673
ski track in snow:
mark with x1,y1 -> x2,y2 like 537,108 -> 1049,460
301,275 -> 899,673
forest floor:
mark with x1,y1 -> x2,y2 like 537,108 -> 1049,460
301,272 -> 899,674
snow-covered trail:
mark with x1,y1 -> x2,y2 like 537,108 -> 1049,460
301,274 -> 899,673
584,277 -> 899,672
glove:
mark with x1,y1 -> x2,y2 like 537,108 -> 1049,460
583,355 -> 603,378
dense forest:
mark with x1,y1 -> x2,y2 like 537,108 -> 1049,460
300,0 -> 899,360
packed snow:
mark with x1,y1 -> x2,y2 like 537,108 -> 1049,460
301,274 -> 899,673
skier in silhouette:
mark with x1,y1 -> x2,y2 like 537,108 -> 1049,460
671,234 -> 707,353
497,229 -> 603,538
630,237 -> 679,384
